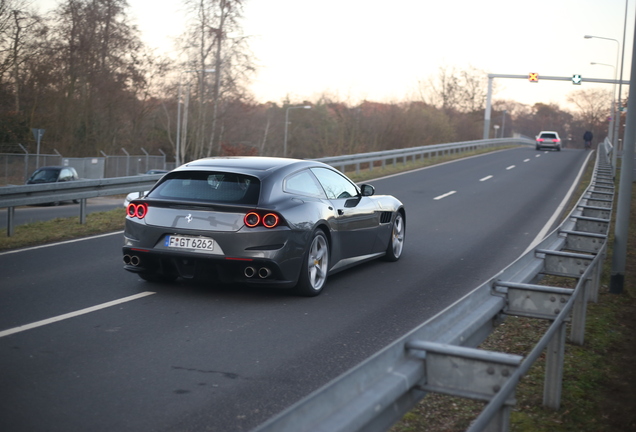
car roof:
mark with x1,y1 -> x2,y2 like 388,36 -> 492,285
538,131 -> 559,135
176,157 -> 331,180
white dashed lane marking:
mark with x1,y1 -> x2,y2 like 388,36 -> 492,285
434,191 -> 457,200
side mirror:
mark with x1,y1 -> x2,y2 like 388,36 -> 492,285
360,184 -> 375,197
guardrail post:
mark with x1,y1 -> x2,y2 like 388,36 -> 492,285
79,199 -> 87,224
543,321 -> 566,409
570,277 -> 589,345
7,207 -> 15,237
590,248 -> 605,303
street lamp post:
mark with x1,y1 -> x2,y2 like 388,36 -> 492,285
584,34 -> 621,173
176,68 -> 215,167
283,105 -> 311,158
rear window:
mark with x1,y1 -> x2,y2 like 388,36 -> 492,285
147,171 -> 260,205
30,168 -> 60,182
540,133 -> 558,139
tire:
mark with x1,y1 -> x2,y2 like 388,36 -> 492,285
383,212 -> 405,262
294,230 -> 329,297
535,145 -> 541,151
139,272 -> 177,283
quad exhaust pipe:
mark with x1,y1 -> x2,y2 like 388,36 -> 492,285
244,266 -> 272,279
123,254 -> 140,266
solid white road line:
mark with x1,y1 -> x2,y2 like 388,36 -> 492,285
434,191 -> 457,200
0,291 -> 156,338
0,231 -> 124,256
523,150 -> 595,254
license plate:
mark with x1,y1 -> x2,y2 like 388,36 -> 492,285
165,235 -> 215,251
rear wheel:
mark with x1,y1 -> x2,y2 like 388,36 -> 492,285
294,230 -> 329,297
384,212 -> 405,262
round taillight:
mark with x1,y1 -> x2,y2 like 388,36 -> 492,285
127,203 -> 136,217
263,213 -> 279,228
136,203 -> 147,218
127,203 -> 148,219
244,212 -> 260,227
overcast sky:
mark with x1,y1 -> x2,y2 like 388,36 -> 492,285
34,0 -> 635,108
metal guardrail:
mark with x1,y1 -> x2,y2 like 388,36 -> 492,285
252,144 -> 613,432
0,175 -> 162,236
0,138 -> 531,237
315,138 -> 534,174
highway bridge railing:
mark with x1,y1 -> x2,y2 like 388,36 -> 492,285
252,144 -> 614,432
0,138 -> 532,237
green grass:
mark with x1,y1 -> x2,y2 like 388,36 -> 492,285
0,208 -> 127,251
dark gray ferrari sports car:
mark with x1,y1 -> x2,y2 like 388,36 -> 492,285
123,157 -> 405,296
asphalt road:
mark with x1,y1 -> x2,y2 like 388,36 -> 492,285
0,147 -> 591,432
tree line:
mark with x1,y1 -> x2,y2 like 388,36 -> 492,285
0,0 -> 617,162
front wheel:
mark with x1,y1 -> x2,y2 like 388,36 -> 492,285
384,212 -> 405,262
294,230 -> 329,297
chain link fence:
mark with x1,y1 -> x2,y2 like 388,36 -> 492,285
0,146 -> 170,186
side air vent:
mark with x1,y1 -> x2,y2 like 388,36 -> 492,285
380,212 -> 393,224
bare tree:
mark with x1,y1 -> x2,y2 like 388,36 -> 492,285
42,0 -> 148,154
420,65 -> 489,113
0,0 -> 41,112
566,88 -> 612,135
179,0 -> 254,161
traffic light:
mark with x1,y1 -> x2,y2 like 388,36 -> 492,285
528,73 -> 539,82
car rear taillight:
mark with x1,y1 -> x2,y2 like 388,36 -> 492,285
127,202 -> 148,219
244,211 -> 282,228
537,138 -> 544,142
244,212 -> 260,227
554,139 -> 560,143
263,213 -> 280,228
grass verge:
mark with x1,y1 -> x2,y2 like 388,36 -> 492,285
0,208 -> 127,251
